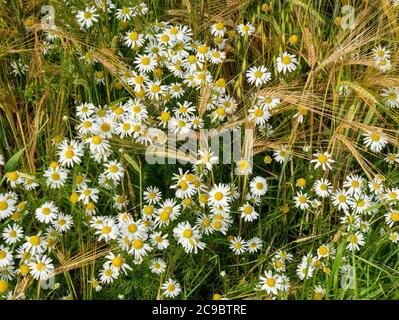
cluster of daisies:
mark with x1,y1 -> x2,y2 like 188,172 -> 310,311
2,0 -> 399,301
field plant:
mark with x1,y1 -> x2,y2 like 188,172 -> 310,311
0,0 -> 399,300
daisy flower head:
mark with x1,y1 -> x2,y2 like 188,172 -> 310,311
389,231 -> 399,244
143,186 -> 162,204
294,191 -> 310,210
247,237 -> 263,253
2,224 -> 24,245
348,193 -> 372,214
104,160 -> 124,182
384,152 -> 399,165
155,198 -> 181,228
196,148 -> 218,171
150,231 -> 169,250
210,22 -> 226,37
0,245 -> 13,268
237,23 -> 255,37
116,7 -> 133,22
35,202 -> 58,224
229,236 -> 248,255
76,102 -> 96,119
162,278 -> 181,298
95,218 -> 119,242
0,194 -> 16,220
28,255 -> 54,280
332,189 -> 350,211
373,45 -> 391,62
375,57 -> 392,73
173,221 -> 205,254
385,209 -> 399,228
273,145 -> 292,164
123,30 -> 144,49
43,165 -> 68,189
296,260 -> 314,280
276,51 -> 298,74
208,183 -> 231,208
313,178 -> 332,198
248,105 -> 271,125
314,285 -> 326,300
150,258 -> 166,275
239,202 -> 259,222
76,6 -> 99,29
246,65 -> 272,87
236,158 -> 252,176
346,232 -> 365,251
135,54 -> 157,73
381,87 -> 399,108
310,151 -> 334,171
57,139 -> 84,168
104,252 -> 132,275
343,174 -> 364,195
52,213 -> 73,233
363,130 -> 388,153
209,49 -> 226,64
99,266 -> 119,284
250,176 -> 268,197
259,270 -> 281,295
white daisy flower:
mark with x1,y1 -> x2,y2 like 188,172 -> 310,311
76,6 -> 99,29
259,270 -> 281,295
173,221 -> 206,254
35,202 -> 58,224
310,151 -> 334,171
2,224 -> 24,245
276,51 -> 298,73
237,23 -> 255,37
363,131 -> 388,153
313,178 -> 332,198
123,31 -> 144,49
246,66 -> 271,87
346,232 -> 365,251
150,258 -> 166,275
229,236 -> 248,255
162,278 -> 181,298
28,255 -> 54,280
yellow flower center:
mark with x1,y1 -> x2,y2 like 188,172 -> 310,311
83,11 -> 92,19
112,256 -> 123,268
298,195 -> 307,204
42,207 -> 51,215
129,32 -> 138,41
282,55 -> 291,65
133,239 -> 144,249
183,229 -> 193,238
370,133 -> 380,142
254,108 -> 264,117
214,192 -> 223,201
0,201 -> 8,211
160,211 -> 170,222
349,235 -> 358,244
318,246 -> 329,256
243,206 -> 253,215
318,154 -> 327,164
254,70 -> 263,78
215,22 -> 224,30
391,211 -> 399,222
51,172 -> 60,181
102,226 -> 112,234
92,135 -> 102,145
266,278 -> 276,287
65,149 -> 74,159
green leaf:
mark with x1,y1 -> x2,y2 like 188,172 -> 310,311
4,148 -> 25,173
